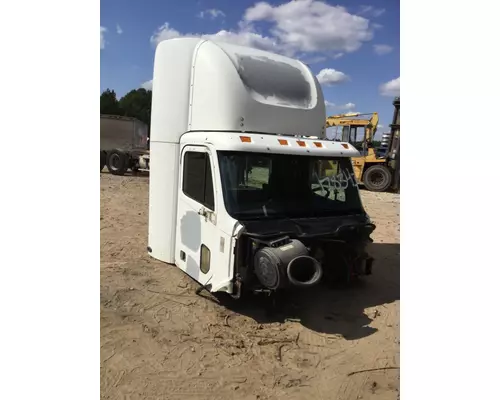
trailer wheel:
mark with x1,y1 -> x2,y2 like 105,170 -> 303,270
363,165 -> 392,192
100,151 -> 106,172
106,149 -> 129,176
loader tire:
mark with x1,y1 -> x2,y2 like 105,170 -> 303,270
106,149 -> 129,176
100,151 -> 106,172
363,165 -> 392,192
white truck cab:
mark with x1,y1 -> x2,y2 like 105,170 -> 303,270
148,38 -> 375,297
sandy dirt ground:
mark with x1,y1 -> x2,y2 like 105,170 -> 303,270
100,172 -> 400,400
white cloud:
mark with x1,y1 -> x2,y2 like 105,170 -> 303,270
324,101 -> 356,111
302,55 -> 327,64
151,1 -> 376,58
359,5 -> 385,18
100,26 -> 107,50
141,80 -> 153,90
244,1 -> 374,54
117,24 -> 123,35
243,1 -> 274,20
316,68 -> 349,85
202,30 -> 280,52
324,101 -> 357,112
373,44 -> 393,55
150,23 -> 280,53
339,102 -> 356,110
379,77 -> 400,96
150,23 -> 182,45
198,9 -> 226,19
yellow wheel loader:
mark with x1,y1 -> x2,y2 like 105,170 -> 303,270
325,97 -> 400,192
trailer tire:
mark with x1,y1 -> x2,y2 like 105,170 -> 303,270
100,151 -> 106,172
106,149 -> 129,176
363,165 -> 392,192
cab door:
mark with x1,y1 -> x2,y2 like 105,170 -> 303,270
175,146 -> 222,287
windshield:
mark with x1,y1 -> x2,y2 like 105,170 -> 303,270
217,151 -> 363,220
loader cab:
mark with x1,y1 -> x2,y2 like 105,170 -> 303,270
341,126 -> 370,156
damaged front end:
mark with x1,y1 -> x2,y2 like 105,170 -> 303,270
231,216 -> 376,296
216,151 -> 376,298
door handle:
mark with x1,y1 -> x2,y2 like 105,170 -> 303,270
198,207 -> 216,224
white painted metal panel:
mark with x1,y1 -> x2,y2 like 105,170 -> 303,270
174,146 -> 232,291
180,132 -> 360,158
148,142 -> 180,263
150,38 -> 326,144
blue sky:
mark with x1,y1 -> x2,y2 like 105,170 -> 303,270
100,0 -> 400,137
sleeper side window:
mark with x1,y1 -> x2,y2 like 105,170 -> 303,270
183,151 -> 215,210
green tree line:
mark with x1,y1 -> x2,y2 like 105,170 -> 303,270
100,88 -> 152,126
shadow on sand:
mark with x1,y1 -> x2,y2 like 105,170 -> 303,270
100,169 -> 150,178
209,242 -> 399,341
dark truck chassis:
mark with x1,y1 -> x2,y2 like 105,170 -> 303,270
100,148 -> 150,175
199,213 -> 376,299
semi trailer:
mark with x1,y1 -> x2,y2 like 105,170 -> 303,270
100,114 -> 150,175
148,38 -> 376,298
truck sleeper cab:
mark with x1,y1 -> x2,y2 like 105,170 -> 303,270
147,38 -> 375,297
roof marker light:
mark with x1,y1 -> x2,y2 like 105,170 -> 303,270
341,143 -> 349,149
313,142 -> 323,148
278,139 -> 288,145
297,140 -> 306,147
240,136 -> 252,143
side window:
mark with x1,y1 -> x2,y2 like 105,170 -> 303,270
183,151 -> 215,210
